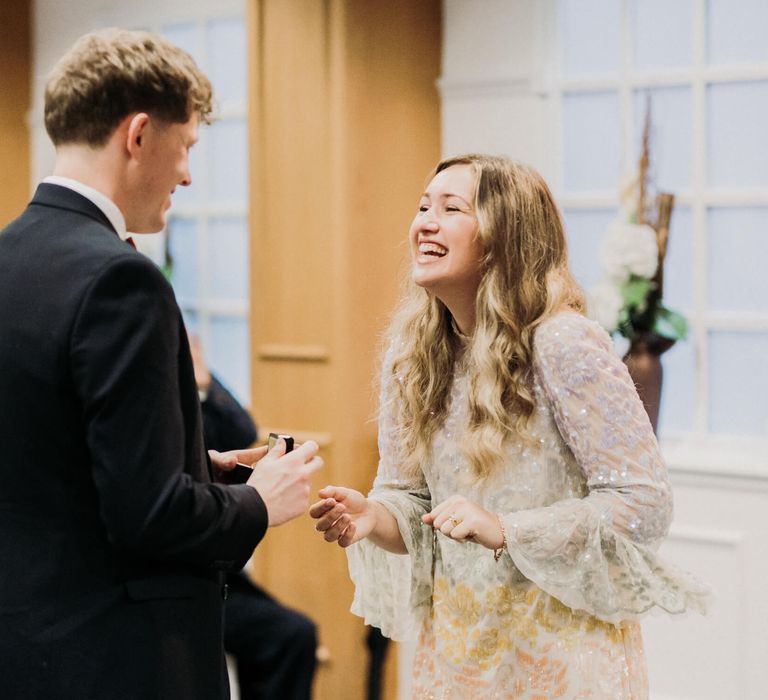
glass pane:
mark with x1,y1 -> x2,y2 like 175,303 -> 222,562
181,309 -> 199,335
631,0 -> 693,69
633,87 -> 693,191
208,217 -> 249,301
560,0 -> 620,76
562,208 -> 616,292
563,91 -> 621,192
160,22 -> 202,66
658,337 -> 696,433
210,119 -> 248,202
209,316 -> 250,406
708,207 -> 768,312
708,81 -> 768,187
707,0 -> 768,64
709,331 -> 768,436
133,231 -> 166,269
167,217 -> 199,301
207,17 -> 246,105
662,206 -> 693,313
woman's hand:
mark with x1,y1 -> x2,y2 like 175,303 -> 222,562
309,486 -> 377,548
422,495 -> 504,551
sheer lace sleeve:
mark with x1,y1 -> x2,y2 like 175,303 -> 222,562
500,313 -> 709,623
346,345 -> 434,641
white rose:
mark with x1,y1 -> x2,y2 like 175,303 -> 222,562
588,279 -> 624,332
599,220 -> 658,281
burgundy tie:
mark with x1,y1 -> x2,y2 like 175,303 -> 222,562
125,237 -> 136,249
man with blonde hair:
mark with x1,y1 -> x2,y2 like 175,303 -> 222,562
0,29 -> 321,700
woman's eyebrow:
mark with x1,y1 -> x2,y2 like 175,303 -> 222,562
422,191 -> 471,202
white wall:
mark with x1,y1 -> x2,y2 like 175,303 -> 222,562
434,2 -> 768,699
440,0 -> 552,178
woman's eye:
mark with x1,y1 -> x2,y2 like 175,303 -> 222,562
446,206 -> 460,212
418,205 -> 429,213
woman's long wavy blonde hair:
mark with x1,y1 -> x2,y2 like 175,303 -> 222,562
385,154 -> 585,481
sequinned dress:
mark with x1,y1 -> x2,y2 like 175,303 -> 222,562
347,313 -> 708,700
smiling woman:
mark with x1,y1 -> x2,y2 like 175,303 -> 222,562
310,154 -> 708,699
409,163 -> 484,334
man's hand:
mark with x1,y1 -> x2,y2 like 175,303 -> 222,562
246,439 -> 323,527
209,445 -> 267,483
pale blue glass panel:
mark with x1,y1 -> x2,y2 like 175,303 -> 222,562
663,207 -> 693,313
207,18 -> 246,105
563,91 -> 621,191
181,309 -> 199,335
560,0 -> 620,76
709,331 -> 768,436
633,87 -> 693,191
167,217 -> 199,300
209,316 -> 250,405
708,207 -> 768,312
562,208 -> 616,291
631,0 -> 692,69
208,217 -> 249,301
658,337 -> 696,433
160,22 -> 202,66
707,0 -> 768,64
708,81 -> 768,187
210,119 -> 248,202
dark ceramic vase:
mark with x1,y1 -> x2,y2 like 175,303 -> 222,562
622,332 -> 676,434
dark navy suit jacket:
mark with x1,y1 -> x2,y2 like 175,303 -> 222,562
0,184 -> 268,699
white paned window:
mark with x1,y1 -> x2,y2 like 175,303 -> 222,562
560,0 -> 621,77
562,91 -> 621,192
561,208 -> 616,290
553,0 -> 768,443
707,0 -> 768,65
707,81 -> 768,188
156,11 -> 250,405
631,0 -> 693,70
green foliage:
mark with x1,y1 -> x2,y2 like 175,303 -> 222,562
653,306 -> 688,341
616,275 -> 687,342
621,276 -> 654,311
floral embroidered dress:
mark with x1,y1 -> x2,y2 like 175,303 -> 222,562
347,313 -> 708,699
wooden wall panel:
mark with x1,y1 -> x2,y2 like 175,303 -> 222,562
0,0 -> 31,227
247,1 -> 441,697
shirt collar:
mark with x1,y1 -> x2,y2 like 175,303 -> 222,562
43,176 -> 128,240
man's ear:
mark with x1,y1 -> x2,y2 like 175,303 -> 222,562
125,113 -> 151,159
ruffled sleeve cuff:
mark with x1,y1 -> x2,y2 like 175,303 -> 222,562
346,490 -> 434,641
501,503 -> 711,624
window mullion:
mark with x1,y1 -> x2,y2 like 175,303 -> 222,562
691,0 -> 709,436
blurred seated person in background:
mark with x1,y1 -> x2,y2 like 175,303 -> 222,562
190,335 -> 318,700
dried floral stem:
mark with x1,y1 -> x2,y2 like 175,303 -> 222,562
636,96 -> 651,225
653,193 -> 674,298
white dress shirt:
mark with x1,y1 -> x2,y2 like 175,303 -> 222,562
43,176 -> 128,240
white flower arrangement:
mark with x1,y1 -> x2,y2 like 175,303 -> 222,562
589,209 -> 686,344
588,98 -> 688,348
600,220 -> 658,281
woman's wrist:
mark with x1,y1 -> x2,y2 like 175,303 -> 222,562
493,513 -> 507,562
368,499 -> 408,554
